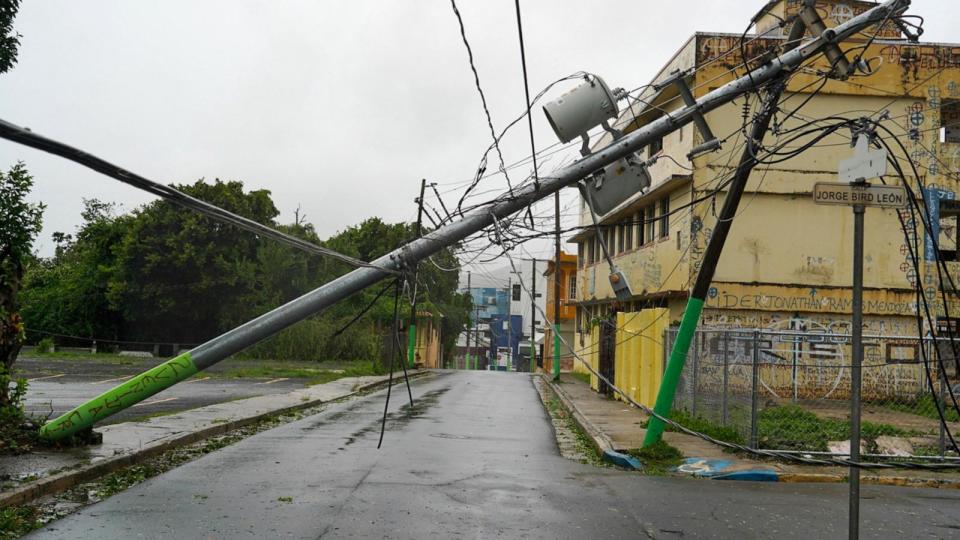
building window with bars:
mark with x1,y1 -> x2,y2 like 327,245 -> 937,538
624,217 -> 634,250
645,205 -> 656,244
568,274 -> 577,300
659,197 -> 670,239
638,211 -> 646,247
617,222 -> 626,253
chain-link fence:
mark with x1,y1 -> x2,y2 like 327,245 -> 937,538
668,328 -> 960,460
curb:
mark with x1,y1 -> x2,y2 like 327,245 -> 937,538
541,375 -> 615,455
1,370 -> 429,508
542,376 -> 960,488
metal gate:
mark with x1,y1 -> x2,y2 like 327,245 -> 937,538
598,315 -> 617,396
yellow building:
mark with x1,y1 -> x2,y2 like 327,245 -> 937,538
570,0 -> 960,398
542,251 -> 578,372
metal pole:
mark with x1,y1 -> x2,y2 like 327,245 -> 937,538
407,178 -> 428,369
751,330 -> 761,449
465,271 -> 472,371
508,276 -> 513,371
722,331 -> 729,426
849,199 -> 865,540
692,331 -> 700,418
530,258 -> 537,373
940,365 -> 947,459
38,0 -> 910,441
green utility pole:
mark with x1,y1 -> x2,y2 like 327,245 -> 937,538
407,179 -> 428,369
643,79 -> 786,447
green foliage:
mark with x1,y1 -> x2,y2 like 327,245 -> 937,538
881,394 -> 960,423
20,179 -> 471,364
0,163 -> 43,411
0,0 -> 20,75
757,405 -> 913,452
35,337 -> 53,354
0,505 -> 43,540
626,441 -> 683,475
662,409 -> 745,446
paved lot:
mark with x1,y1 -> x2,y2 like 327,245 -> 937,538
25,371 -> 960,539
16,356 -> 308,425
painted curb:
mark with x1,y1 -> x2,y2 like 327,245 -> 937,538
603,449 -> 644,470
1,371 -> 428,508
712,470 -> 780,482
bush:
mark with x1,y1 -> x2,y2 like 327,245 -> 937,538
35,337 -> 54,354
0,366 -> 38,454
757,405 -> 913,452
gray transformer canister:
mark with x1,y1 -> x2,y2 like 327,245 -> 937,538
542,76 -> 619,144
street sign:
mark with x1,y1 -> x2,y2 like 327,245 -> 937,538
813,182 -> 908,208
839,134 -> 888,183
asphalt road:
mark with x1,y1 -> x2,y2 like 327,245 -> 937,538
17,356 -> 307,424
26,371 -> 960,539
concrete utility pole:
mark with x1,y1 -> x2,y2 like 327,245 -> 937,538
39,0 -> 910,441
407,178 -> 428,369
553,194 -> 562,381
507,276 -> 513,371
465,271 -> 472,370
530,258 -> 537,373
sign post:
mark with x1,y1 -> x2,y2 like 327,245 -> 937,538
816,133 -> 905,540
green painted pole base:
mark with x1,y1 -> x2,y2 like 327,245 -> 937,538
40,352 -> 198,441
407,324 -> 417,368
643,298 -> 705,448
552,324 -> 561,380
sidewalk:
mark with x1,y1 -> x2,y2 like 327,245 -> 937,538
0,370 -> 427,506
545,373 -> 960,488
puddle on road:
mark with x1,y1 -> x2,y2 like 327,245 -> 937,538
334,387 -> 449,450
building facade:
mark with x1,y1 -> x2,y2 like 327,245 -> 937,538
570,0 -> 960,384
543,251 -> 579,372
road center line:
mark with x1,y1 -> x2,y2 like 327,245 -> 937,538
27,373 -> 66,382
257,378 -> 289,385
183,376 -> 211,384
90,375 -> 133,385
132,397 -> 179,408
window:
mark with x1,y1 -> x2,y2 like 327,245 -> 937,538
659,197 -> 670,239
568,274 -> 577,300
638,211 -> 646,247
604,226 -> 614,256
645,205 -> 656,244
577,241 -> 584,268
648,137 -> 663,158
588,236 -> 597,264
617,223 -> 626,253
943,99 -> 960,143
512,284 -> 522,302
624,217 -> 634,250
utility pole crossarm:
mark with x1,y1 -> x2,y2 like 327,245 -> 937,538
39,0 -> 912,440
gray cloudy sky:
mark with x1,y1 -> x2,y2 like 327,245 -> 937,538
1,1 -> 957,262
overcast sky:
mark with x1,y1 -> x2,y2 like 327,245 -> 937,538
1,1 -> 957,265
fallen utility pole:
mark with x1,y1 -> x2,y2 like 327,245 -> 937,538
36,0 -> 911,440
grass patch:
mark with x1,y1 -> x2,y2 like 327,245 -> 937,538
210,360 -> 382,386
757,405 -> 917,452
542,391 -> 608,468
0,506 -> 44,539
880,394 -> 960,423
626,441 -> 684,475
660,409 -> 745,446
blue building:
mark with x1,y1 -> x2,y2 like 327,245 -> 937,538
487,314 -> 523,367
468,287 -> 509,322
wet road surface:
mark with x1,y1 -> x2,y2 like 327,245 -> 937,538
18,356 -> 307,424
25,371 -> 960,539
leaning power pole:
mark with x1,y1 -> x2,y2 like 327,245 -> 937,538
530,258 -> 537,373
407,178 -> 428,369
32,0 -> 910,441
465,271 -> 472,370
553,193 -> 562,381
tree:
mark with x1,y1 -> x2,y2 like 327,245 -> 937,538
0,0 -> 20,76
0,163 -> 43,406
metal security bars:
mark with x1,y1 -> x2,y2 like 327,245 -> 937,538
668,328 -> 959,461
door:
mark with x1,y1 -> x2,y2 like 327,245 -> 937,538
598,314 -> 617,396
